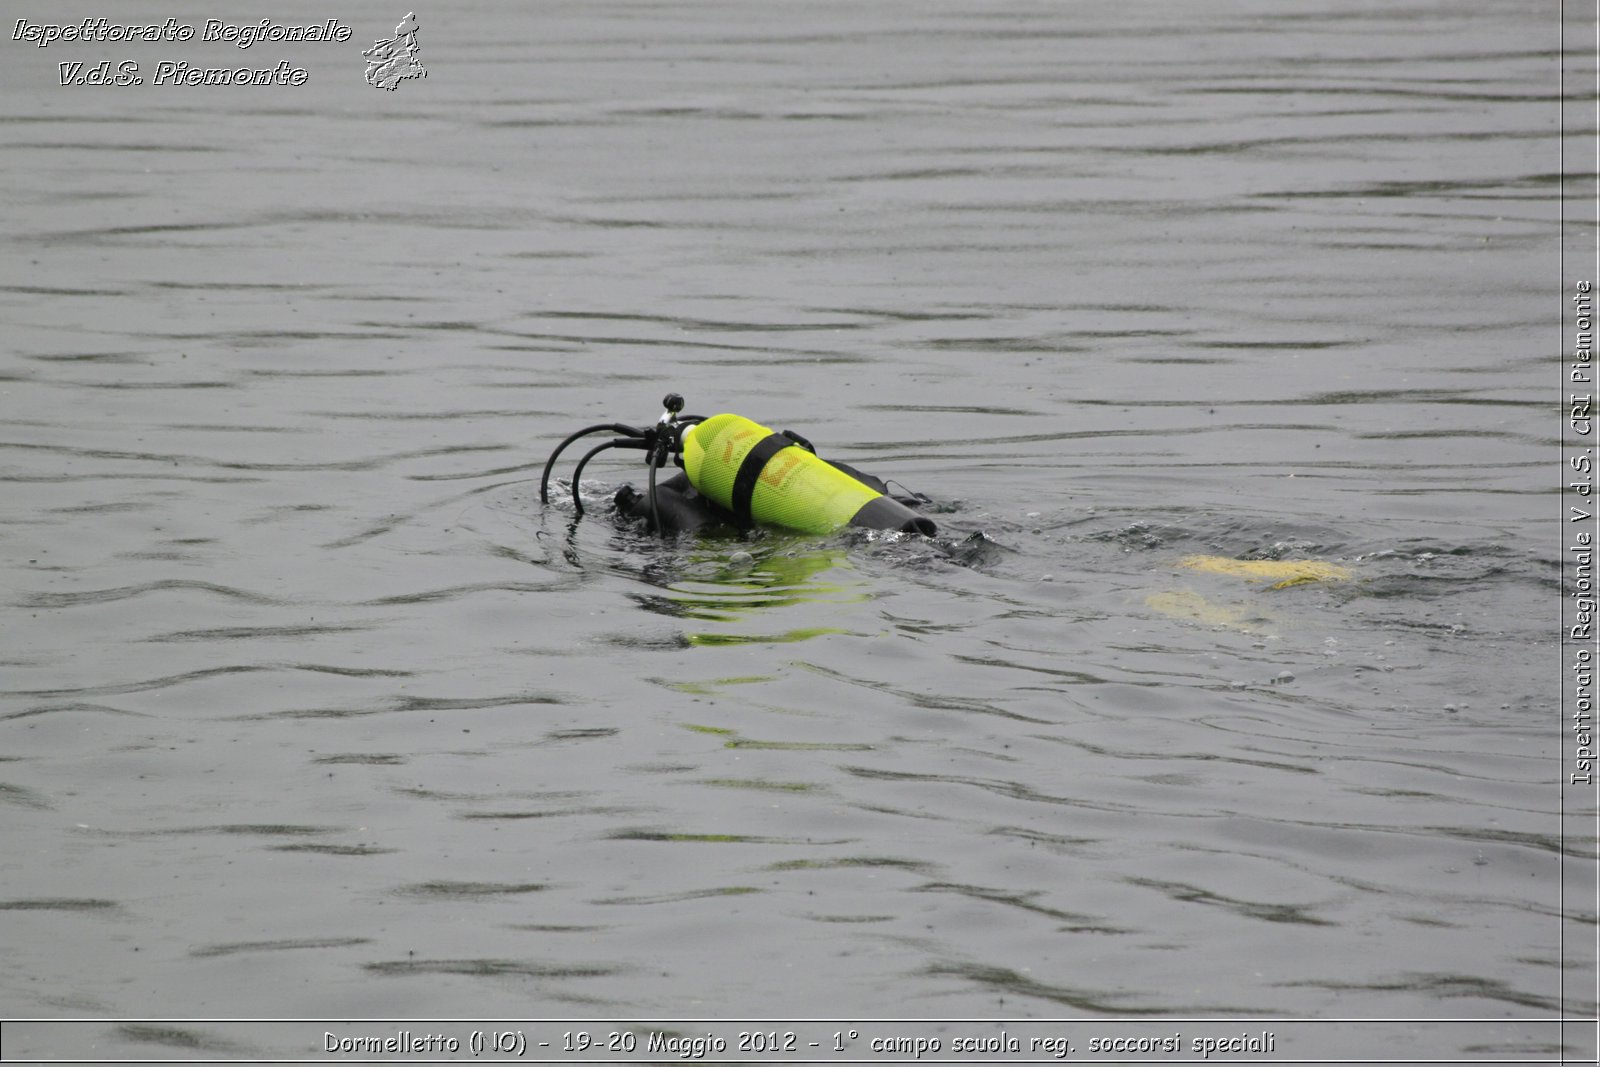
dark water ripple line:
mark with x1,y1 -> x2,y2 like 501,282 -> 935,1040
950,653 -> 1117,687
216,443 -> 515,474
535,309 -> 870,332
0,471 -> 264,485
723,739 -> 875,753
1098,127 -> 1550,157
864,403 -> 1044,416
80,824 -> 337,839
592,887 -> 762,906
967,456 -> 1545,478
1256,174 -> 1559,201
1282,973 -> 1563,1013
363,958 -> 621,979
1416,825 -> 1590,860
545,728 -> 620,743
312,753 -> 407,766
1320,869 -> 1573,923
486,327 -> 857,359
765,856 -> 935,873
1123,876 -> 1335,927
17,219 -> 257,243
407,461 -> 548,482
16,351 -> 150,366
243,364 -> 408,376
391,786 -> 506,803
0,439 -> 511,475
842,765 -> 1143,816
96,330 -> 412,349
3,139 -> 228,154
794,661 -> 1063,725
244,691 -> 569,721
805,304 -> 1002,322
1024,734 -> 1318,777
1198,81 -> 1558,106
1,702 -> 151,721
394,881 -> 547,898
0,285 -> 133,297
0,110 -> 159,123
911,881 -> 1127,932
312,408 -> 569,423
5,663 -> 412,699
860,424 -> 1336,456
401,780 -> 619,803
699,778 -> 827,796
0,898 -> 120,912
0,440 -> 240,473
457,806 -> 639,821
1191,715 -> 1551,769
987,826 -> 1103,854
607,829 -> 856,846
189,937 -> 371,959
141,623 -> 373,643
360,581 -> 576,606
46,500 -> 157,515
18,204 -> 574,245
270,843 -> 396,857
1067,390 -> 1540,408
0,782 -> 52,809
925,962 -> 1245,1016
146,280 -> 329,292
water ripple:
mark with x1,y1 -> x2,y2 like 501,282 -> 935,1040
363,959 -> 620,979
18,580 -> 280,608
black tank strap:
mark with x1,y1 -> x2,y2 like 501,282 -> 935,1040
730,432 -> 792,526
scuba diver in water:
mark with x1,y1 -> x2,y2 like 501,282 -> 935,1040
541,393 -> 936,537
540,394 -> 1357,623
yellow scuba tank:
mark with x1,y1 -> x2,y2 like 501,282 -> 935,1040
681,413 -> 934,536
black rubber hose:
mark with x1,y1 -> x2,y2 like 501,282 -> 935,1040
648,453 -> 662,533
568,438 -> 645,516
540,423 -> 644,503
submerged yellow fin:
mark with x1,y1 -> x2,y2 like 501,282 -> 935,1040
1145,590 -> 1273,632
1176,555 -> 1352,590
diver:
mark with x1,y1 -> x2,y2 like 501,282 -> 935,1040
540,393 -> 936,537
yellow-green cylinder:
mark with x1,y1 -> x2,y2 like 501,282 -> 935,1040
682,414 -> 887,535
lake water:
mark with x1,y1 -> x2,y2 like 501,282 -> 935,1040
1,1 -> 1591,1061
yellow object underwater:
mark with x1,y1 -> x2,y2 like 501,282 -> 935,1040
681,413 -> 933,536
1148,555 -> 1353,632
1144,590 -> 1274,632
1176,555 -> 1353,590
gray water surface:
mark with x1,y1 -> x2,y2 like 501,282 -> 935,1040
0,0 -> 1586,1060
